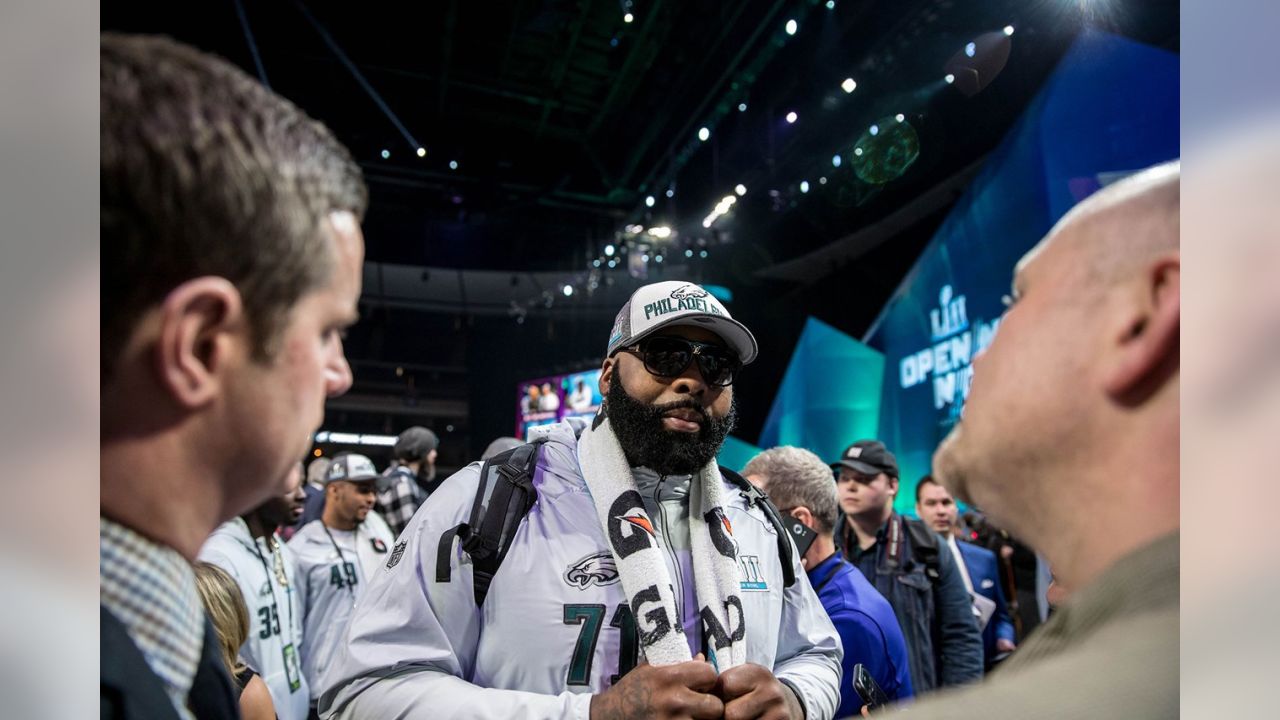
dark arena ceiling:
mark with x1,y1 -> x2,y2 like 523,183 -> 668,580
103,0 -> 1178,469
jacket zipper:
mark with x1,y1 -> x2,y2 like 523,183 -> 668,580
653,475 -> 686,633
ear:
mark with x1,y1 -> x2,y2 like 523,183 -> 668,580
427,449 -> 438,464
1102,254 -> 1179,403
598,357 -> 616,397
886,475 -> 900,499
792,506 -> 817,531
153,277 -> 245,409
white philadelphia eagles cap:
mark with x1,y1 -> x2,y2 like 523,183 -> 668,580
605,281 -> 758,365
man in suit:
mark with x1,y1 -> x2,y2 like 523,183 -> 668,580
101,33 -> 366,719
916,476 -> 1016,670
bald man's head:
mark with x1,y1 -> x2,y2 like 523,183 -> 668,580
933,160 -> 1180,568
1028,161 -> 1180,293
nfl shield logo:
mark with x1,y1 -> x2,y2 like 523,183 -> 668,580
386,540 -> 407,569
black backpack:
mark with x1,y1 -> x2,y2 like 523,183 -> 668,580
436,440 -> 799,606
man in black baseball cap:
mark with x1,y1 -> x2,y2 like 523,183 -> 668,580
832,439 -> 983,695
375,426 -> 440,537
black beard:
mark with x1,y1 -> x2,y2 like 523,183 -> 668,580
604,370 -> 737,476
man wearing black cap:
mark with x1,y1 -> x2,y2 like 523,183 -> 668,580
375,426 -> 440,538
832,439 -> 983,694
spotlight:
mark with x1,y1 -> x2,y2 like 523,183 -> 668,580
869,124 -> 880,136
623,12 -> 634,23
641,254 -> 649,262
965,42 -> 976,58
698,127 -> 711,142
785,19 -> 798,36
738,102 -> 748,112
819,176 -> 828,184
449,160 -> 458,170
416,147 -> 427,157
735,184 -> 747,196
1003,25 -> 1015,36
832,154 -> 842,167
605,244 -> 616,257
666,188 -> 675,198
854,147 -> 864,156
945,73 -> 956,84
841,78 -> 857,94
826,0 -> 835,8
645,195 -> 655,207
895,113 -> 905,122
608,259 -> 618,268
800,180 -> 810,193
700,250 -> 709,258
785,111 -> 798,124
563,285 -> 574,297
380,149 -> 390,159
685,249 -> 694,258
593,259 -> 601,268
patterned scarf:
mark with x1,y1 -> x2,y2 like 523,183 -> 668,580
576,416 -> 747,670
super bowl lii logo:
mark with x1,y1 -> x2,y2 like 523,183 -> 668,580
899,285 -> 1002,414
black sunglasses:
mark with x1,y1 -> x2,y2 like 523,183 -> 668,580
623,336 -> 742,387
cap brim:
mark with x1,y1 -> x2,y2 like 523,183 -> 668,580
831,459 -> 884,476
630,315 -> 759,365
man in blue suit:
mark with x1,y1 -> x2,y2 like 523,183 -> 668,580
916,476 -> 1017,670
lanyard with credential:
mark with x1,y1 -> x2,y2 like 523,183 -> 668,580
321,522 -> 361,597
239,531 -> 302,692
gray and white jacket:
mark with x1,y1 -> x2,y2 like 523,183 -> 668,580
320,421 -> 842,719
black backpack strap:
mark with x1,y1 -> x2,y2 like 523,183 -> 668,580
435,439 -> 545,606
903,516 -> 943,582
720,467 -> 798,589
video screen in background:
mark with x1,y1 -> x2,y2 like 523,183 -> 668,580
516,368 -> 602,439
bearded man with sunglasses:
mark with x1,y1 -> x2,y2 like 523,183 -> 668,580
321,281 -> 842,720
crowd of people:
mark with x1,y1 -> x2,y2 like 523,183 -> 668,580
101,32 -> 1179,720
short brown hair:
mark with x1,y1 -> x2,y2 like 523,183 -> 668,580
193,561 -> 250,680
101,34 -> 367,379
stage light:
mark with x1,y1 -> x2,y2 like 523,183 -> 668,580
841,78 -> 857,94
826,0 -> 836,8
819,176 -> 828,185
698,127 -> 711,142
647,225 -> 672,238
1004,25 -> 1015,36
786,111 -> 798,124
854,147 -> 863,156
623,13 -> 634,23
645,195 -> 655,207
641,254 -> 650,262
666,188 -> 675,198
870,124 -> 880,136
945,73 -> 956,84
785,19 -> 798,36
895,113 -> 905,122
608,259 -> 618,268
685,249 -> 694,258
735,184 -> 747,196
700,250 -> 709,258
380,149 -> 390,159
605,244 -> 616,256
593,259 -> 601,267
654,254 -> 663,263
832,154 -> 842,167
449,160 -> 458,170
416,147 -> 426,157
800,180 -> 810,193
563,284 -> 574,297
738,102 -> 748,112
965,42 -> 976,58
